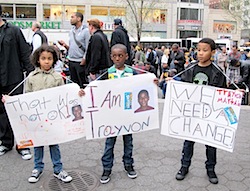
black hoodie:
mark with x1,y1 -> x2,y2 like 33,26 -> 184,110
110,25 -> 131,64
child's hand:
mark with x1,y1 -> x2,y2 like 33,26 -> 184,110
236,89 -> 245,95
78,89 -> 85,97
153,78 -> 159,86
1,94 -> 9,103
165,77 -> 173,82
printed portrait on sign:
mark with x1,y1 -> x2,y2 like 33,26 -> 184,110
72,104 -> 84,122
134,89 -> 155,113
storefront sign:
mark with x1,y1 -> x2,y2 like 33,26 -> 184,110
9,21 -> 61,29
213,20 -> 236,34
103,22 -> 115,30
177,20 -> 203,25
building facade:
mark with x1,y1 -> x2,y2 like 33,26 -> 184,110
0,0 -> 241,46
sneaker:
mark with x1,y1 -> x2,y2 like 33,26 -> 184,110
19,149 -> 32,160
100,170 -> 111,184
176,166 -> 189,180
207,169 -> 218,184
28,169 -> 43,183
0,145 -> 11,156
125,165 -> 137,179
54,170 -> 72,183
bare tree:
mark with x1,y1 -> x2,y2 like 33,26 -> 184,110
117,0 -> 162,45
220,0 -> 250,29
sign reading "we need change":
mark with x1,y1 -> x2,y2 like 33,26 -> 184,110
161,80 -> 242,152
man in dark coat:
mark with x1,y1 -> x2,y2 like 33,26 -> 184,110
86,18 -> 111,81
110,19 -> 131,65
168,43 -> 185,74
0,5 -> 34,159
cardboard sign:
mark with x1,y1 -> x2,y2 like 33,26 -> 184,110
161,80 -> 242,152
83,73 -> 159,139
5,83 -> 85,148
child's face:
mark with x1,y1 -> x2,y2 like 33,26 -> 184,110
39,51 -> 54,71
197,43 -> 215,66
111,48 -> 128,69
145,64 -> 150,71
73,106 -> 82,118
162,63 -> 168,69
138,92 -> 149,107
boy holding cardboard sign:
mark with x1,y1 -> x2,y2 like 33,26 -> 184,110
100,44 -> 137,184
175,38 -> 227,184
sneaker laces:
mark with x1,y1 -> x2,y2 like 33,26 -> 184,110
0,145 -> 7,152
103,170 -> 111,176
21,149 -> 31,156
59,170 -> 69,178
126,166 -> 134,172
31,169 -> 39,176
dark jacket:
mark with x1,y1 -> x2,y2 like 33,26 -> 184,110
168,50 -> 185,74
110,25 -> 131,64
239,60 -> 250,88
33,30 -> 48,44
181,62 -> 227,88
0,22 -> 34,87
86,29 -> 111,75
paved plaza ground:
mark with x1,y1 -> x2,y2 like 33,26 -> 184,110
0,100 -> 250,191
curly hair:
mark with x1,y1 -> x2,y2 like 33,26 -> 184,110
30,44 -> 58,68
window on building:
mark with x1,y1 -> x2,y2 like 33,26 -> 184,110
1,4 -> 13,18
16,4 -> 36,19
64,6 -> 85,21
43,5 -> 63,21
50,5 -> 62,21
77,6 -> 85,15
91,6 -> 108,15
181,0 -> 199,3
43,5 -> 50,20
180,8 -> 199,20
43,5 -> 85,21
180,31 -> 198,38
142,9 -> 167,24
109,7 -> 126,16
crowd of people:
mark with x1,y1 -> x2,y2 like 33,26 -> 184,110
0,3 -> 249,187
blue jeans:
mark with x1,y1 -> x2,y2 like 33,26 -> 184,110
181,140 -> 217,170
162,82 -> 167,97
101,134 -> 134,170
34,144 -> 63,173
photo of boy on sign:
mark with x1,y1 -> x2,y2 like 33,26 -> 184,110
134,89 -> 154,113
72,105 -> 84,122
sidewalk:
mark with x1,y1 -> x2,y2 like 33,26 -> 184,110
0,101 -> 249,191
